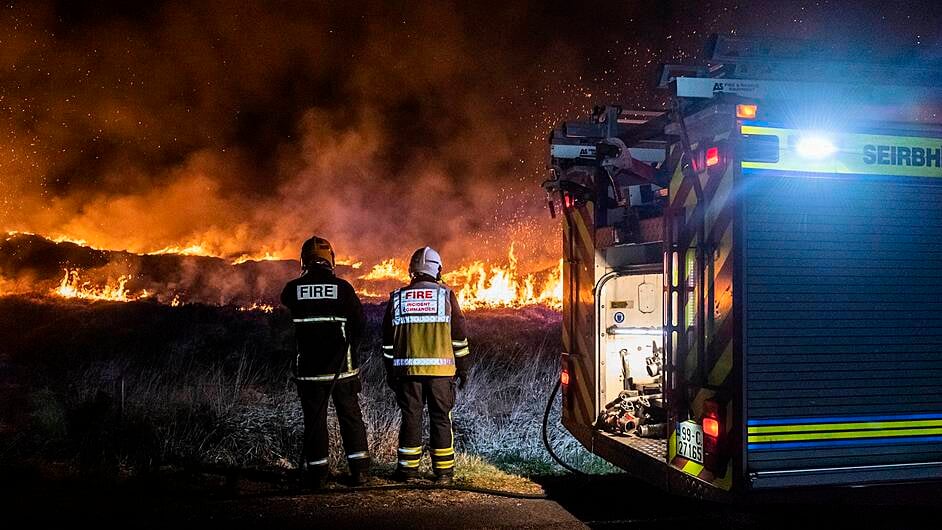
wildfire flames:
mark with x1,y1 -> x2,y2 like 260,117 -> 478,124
231,252 -> 286,266
8,233 -> 562,311
0,4 -> 575,314
456,259 -> 563,311
359,245 -> 563,310
445,246 -> 562,310
239,302 -> 275,313
53,269 -> 149,302
147,245 -> 215,257
360,259 -> 409,282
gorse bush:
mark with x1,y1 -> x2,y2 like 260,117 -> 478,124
2,298 -> 611,477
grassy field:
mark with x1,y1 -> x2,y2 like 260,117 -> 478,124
0,296 -> 612,487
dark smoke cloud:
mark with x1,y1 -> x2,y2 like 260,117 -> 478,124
2,0 -> 940,273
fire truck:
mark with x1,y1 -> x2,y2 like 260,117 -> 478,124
544,35 -> 942,498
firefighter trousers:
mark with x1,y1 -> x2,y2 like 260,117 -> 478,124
297,378 -> 370,477
394,376 -> 456,476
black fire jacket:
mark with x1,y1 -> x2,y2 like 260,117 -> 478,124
281,266 -> 365,382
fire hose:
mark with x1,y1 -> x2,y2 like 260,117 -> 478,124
301,339 -> 588,490
281,363 -> 583,496
540,378 -> 589,477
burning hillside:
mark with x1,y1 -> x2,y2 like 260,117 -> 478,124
0,2 -> 639,313
0,233 -> 561,311
0,2 -> 583,281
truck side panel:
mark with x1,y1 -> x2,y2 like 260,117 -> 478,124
562,198 -> 599,429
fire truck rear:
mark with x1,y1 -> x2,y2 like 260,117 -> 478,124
544,35 -> 942,498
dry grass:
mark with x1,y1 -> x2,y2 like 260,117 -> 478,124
1,297 -> 613,483
453,454 -> 545,495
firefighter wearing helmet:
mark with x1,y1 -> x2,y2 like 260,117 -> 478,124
382,246 -> 470,484
280,236 -> 369,489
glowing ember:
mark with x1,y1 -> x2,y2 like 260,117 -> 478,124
239,302 -> 275,313
52,269 -> 147,302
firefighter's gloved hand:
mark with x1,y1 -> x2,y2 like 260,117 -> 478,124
384,358 -> 398,388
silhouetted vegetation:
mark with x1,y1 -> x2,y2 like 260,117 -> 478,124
1,297 -> 609,479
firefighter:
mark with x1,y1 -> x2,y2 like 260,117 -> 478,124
281,236 -> 370,489
382,246 -> 470,485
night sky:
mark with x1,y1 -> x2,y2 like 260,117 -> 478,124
2,0 -> 940,266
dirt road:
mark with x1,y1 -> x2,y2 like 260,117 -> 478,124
2,468 -> 584,529
203,488 -> 584,529
4,467 -> 941,529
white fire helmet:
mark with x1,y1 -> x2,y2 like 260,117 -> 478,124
409,246 -> 442,279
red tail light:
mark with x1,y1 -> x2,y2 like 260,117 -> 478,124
563,192 -> 574,209
560,368 -> 570,386
703,399 -> 721,437
702,398 -> 726,471
703,416 -> 720,438
705,147 -> 720,167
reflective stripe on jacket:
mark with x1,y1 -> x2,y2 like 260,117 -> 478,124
383,279 -> 467,377
292,316 -> 358,381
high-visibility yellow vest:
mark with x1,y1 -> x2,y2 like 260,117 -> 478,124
389,281 -> 457,377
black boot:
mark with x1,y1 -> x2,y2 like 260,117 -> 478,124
392,469 -> 420,483
347,469 -> 369,486
433,473 -> 454,486
303,470 -> 327,490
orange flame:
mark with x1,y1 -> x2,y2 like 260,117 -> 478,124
147,244 -> 214,257
444,244 -> 562,310
6,230 -> 90,248
231,251 -> 284,265
52,269 -> 148,302
357,288 -> 387,299
360,258 -> 409,282
238,302 -> 275,313
336,258 -> 363,269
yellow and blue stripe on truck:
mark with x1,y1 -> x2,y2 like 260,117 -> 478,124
748,413 -> 942,451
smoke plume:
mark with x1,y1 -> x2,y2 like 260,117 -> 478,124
2,0 -> 938,279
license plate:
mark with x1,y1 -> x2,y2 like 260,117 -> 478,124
676,421 -> 704,464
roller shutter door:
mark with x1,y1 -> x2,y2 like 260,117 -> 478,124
743,173 -> 942,474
